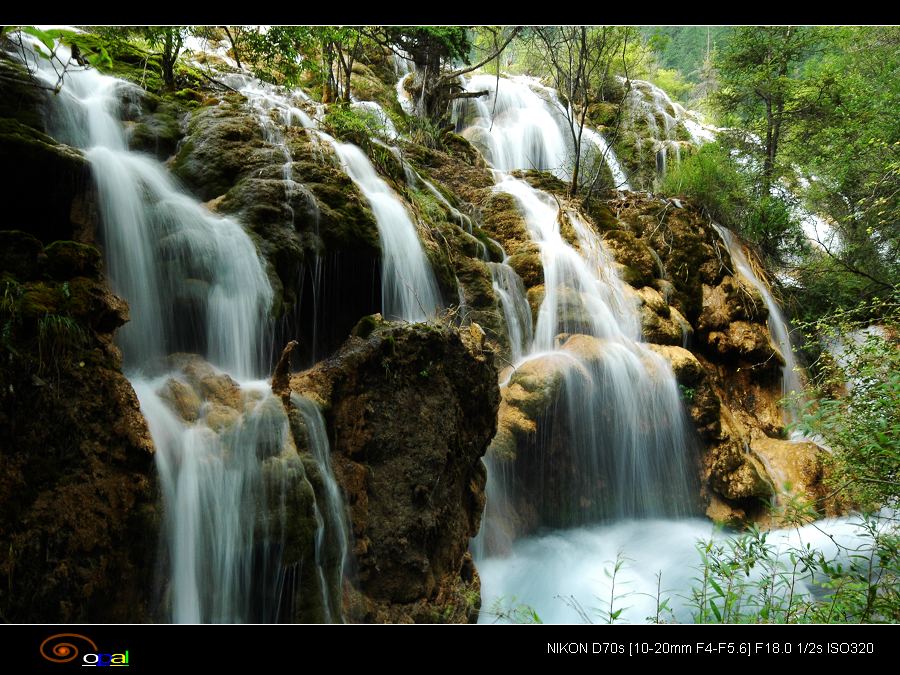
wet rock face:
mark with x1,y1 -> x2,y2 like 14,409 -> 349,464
290,319 -> 500,623
0,232 -> 157,622
170,95 -> 385,361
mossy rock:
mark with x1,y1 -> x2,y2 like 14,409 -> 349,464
288,136 -> 381,254
587,101 -> 620,128
454,257 -> 495,309
507,245 -> 544,289
0,230 -> 44,280
43,241 -> 101,279
513,169 -> 568,196
351,313 -> 385,339
602,230 -> 658,287
581,200 -> 623,233
0,118 -> 88,244
349,62 -> 397,114
441,131 -> 482,166
128,99 -> 186,159
19,281 -> 63,319
170,103 -> 270,201
0,55 -> 48,131
480,192 -> 531,255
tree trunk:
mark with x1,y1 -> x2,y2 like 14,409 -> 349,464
222,26 -> 242,69
763,98 -> 775,195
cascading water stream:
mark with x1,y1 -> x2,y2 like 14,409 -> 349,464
713,224 -> 805,427
325,139 -> 442,322
291,394 -> 350,623
14,37 -> 325,623
454,74 -> 631,190
227,73 -> 442,324
455,74 -> 699,615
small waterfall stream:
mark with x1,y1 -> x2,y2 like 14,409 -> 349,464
713,224 -> 805,426
17,37 -> 328,623
291,394 -> 350,623
226,74 -> 442,324
455,73 -> 699,617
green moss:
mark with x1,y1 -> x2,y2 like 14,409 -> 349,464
173,88 -> 203,105
507,246 -> 544,288
441,132 -> 481,165
351,313 -> 384,339
513,169 -> 568,196
602,230 -> 659,287
20,282 -> 62,319
581,200 -> 622,233
675,121 -> 694,143
480,192 -> 530,255
587,101 -> 620,128
349,62 -> 400,117
473,227 -> 504,262
44,241 -> 101,279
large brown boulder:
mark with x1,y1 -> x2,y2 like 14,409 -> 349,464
0,232 -> 157,622
289,318 -> 500,623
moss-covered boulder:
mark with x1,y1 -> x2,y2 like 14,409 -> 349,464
44,240 -> 102,278
0,56 -> 48,131
128,97 -> 186,159
602,230 -> 659,287
0,118 -> 90,244
171,99 -> 272,201
290,321 -> 499,623
0,231 -> 156,622
506,244 -> 543,288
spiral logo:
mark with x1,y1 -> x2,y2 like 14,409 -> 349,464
39,633 -> 99,663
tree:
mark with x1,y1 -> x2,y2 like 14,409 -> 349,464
527,26 -> 637,196
714,27 -> 824,196
792,27 -> 900,300
142,27 -> 189,89
369,26 -> 520,123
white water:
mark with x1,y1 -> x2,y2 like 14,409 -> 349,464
326,140 -> 441,322
292,394 -> 350,622
713,225 -> 805,425
14,37 -> 323,622
455,74 -> 631,190
458,74 -> 698,570
487,259 -> 533,362
222,72 -> 442,324
480,513 -> 895,623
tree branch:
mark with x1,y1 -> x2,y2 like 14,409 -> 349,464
439,27 -> 522,84
449,89 -> 490,100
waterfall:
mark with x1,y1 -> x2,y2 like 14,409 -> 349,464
226,73 -> 441,324
713,224 -> 805,426
291,394 -> 350,623
457,73 -> 698,579
15,37 -> 318,623
455,74 -> 631,190
325,140 -> 442,322
487,259 -> 533,364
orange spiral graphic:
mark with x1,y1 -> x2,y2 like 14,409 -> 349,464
39,633 -> 99,663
